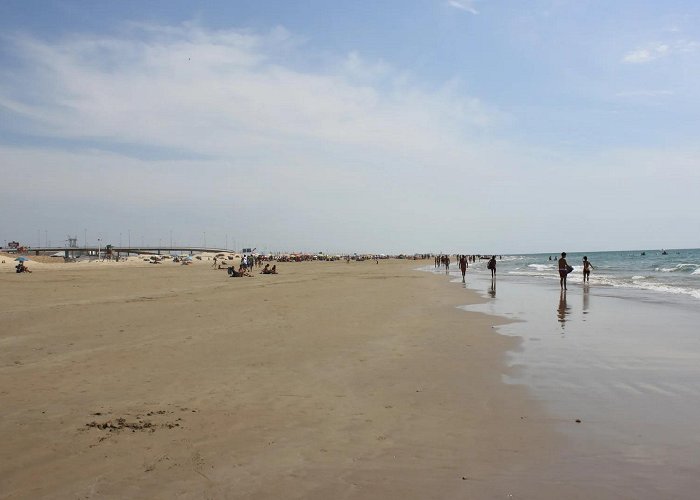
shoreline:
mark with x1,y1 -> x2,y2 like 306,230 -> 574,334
1,258 -> 570,498
458,264 -> 700,499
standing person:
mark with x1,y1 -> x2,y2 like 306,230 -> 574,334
487,255 -> 496,278
444,255 -> 450,274
582,256 -> 594,283
459,255 -> 468,282
558,252 -> 573,290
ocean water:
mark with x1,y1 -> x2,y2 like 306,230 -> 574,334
435,250 -> 700,497
489,248 -> 700,302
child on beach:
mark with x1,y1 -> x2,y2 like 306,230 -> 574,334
582,256 -> 594,283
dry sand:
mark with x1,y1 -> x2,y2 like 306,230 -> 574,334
1,258 -> 572,499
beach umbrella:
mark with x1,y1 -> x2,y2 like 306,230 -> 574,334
14,256 -> 29,262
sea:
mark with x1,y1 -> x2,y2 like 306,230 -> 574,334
493,248 -> 700,303
430,248 -> 700,497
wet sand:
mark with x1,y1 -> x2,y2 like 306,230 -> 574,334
0,258 -> 575,499
462,267 -> 700,499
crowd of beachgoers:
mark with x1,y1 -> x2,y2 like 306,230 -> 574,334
0,249 -> 435,276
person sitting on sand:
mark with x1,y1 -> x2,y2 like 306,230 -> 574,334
260,264 -> 278,275
15,262 -> 32,273
582,256 -> 594,283
239,265 -> 253,277
227,265 -> 251,277
228,266 -> 245,278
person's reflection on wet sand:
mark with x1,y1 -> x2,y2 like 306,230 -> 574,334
557,290 -> 570,329
488,278 -> 496,298
583,286 -> 590,319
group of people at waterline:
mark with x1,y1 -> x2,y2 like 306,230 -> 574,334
435,252 -> 594,289
557,252 -> 593,290
434,254 -> 500,283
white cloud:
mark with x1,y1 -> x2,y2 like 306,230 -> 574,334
339,51 -> 391,82
0,23 -> 500,162
622,40 -> 698,64
675,40 -> 700,54
622,43 -> 669,64
447,0 -> 479,15
622,49 -> 653,63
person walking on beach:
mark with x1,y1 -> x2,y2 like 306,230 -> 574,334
582,256 -> 594,283
558,252 -> 572,290
459,255 -> 468,282
487,255 -> 496,278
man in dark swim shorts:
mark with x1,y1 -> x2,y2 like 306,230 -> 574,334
582,256 -> 593,283
558,252 -> 571,290
487,256 -> 497,278
459,255 -> 467,282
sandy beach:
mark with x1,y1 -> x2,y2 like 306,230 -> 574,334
0,257 -> 575,499
3,1 -> 697,496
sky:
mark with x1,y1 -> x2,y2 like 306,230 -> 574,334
1,0 -> 699,254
